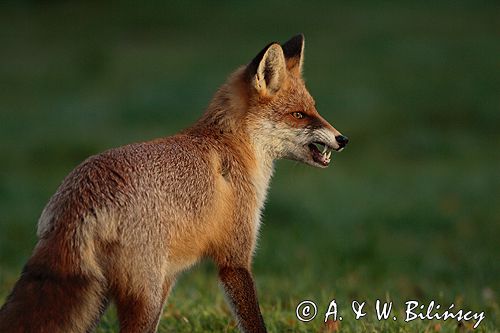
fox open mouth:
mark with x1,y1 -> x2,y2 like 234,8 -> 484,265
308,142 -> 333,167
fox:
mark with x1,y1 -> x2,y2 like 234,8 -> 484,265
0,34 -> 348,333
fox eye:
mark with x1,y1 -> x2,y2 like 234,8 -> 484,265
292,112 -> 305,119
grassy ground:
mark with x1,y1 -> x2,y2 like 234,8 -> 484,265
0,1 -> 499,332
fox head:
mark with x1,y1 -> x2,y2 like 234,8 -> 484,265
198,34 -> 348,168
243,34 -> 348,168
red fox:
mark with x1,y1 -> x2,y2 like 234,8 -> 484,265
0,34 -> 348,333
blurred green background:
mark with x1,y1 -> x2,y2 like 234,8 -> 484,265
0,1 -> 499,332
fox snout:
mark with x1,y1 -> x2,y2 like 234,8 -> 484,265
318,117 -> 349,152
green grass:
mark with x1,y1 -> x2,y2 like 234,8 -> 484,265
0,1 -> 499,332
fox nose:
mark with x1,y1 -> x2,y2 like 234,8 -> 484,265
335,135 -> 349,148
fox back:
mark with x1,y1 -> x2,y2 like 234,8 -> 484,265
0,34 -> 348,333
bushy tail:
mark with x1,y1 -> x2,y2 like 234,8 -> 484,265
0,252 -> 106,332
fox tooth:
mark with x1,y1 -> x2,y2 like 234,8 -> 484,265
327,151 -> 332,159
322,145 -> 327,154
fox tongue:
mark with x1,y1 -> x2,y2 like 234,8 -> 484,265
309,144 -> 331,166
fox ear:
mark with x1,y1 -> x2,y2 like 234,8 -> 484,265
281,34 -> 305,76
247,43 -> 287,96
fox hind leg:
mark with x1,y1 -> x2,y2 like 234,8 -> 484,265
114,278 -> 174,333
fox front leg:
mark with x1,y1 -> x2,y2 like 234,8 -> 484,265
219,266 -> 267,333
